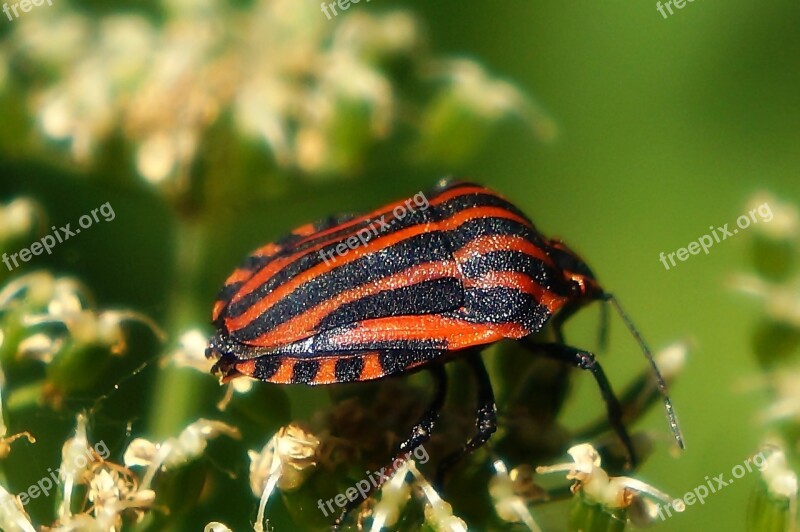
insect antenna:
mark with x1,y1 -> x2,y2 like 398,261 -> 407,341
604,294 -> 685,450
597,298 -> 610,353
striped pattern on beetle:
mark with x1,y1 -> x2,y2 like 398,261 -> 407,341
207,179 -> 604,386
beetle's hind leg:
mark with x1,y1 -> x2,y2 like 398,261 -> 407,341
435,351 -> 497,487
334,364 -> 448,529
519,339 -> 638,470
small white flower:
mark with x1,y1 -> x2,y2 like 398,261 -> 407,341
124,419 -> 240,489
0,272 -> 162,365
249,424 -> 319,495
407,461 -> 467,532
536,443 -> 680,516
747,192 -> 798,240
431,59 -> 556,141
249,424 -> 320,532
86,464 -> 155,530
760,446 -> 798,500
0,483 -> 36,532
58,413 -> 94,520
369,461 -> 412,532
731,274 -> 800,328
489,459 -> 542,531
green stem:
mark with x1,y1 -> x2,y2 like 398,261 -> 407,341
5,381 -> 44,412
146,217 -> 207,438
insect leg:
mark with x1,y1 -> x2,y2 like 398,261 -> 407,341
551,300 -> 610,352
333,363 -> 448,529
519,339 -> 637,470
549,303 -> 579,344
435,351 -> 497,487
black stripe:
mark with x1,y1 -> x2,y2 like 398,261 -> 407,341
253,356 -> 282,380
444,216 -> 544,250
316,278 -> 463,332
290,211 -> 407,255
457,286 -> 551,333
378,349 -> 439,376
335,357 -> 364,383
548,246 -> 597,279
292,360 -> 320,384
216,282 -> 244,307
313,333 -> 446,352
431,191 -> 533,228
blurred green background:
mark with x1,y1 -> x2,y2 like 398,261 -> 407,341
1,0 -> 798,530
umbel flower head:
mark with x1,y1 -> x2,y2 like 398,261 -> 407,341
1,0 -> 551,191
0,271 -> 162,406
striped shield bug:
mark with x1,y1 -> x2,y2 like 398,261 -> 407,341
206,179 -> 684,527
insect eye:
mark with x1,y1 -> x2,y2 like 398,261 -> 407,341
571,279 -> 584,294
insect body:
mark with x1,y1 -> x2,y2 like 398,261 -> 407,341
206,179 -> 683,525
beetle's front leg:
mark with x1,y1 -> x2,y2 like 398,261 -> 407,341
333,363 -> 448,529
518,339 -> 638,470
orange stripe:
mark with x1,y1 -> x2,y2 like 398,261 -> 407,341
224,267 -> 255,286
253,242 -> 282,257
230,218 -> 394,305
292,223 -> 318,237
311,358 -> 338,385
293,203 -> 402,245
360,352 -> 384,380
247,261 -> 458,347
453,234 -> 553,267
212,300 -> 226,322
266,359 -> 296,384
328,315 -> 527,351
440,206 -> 531,232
